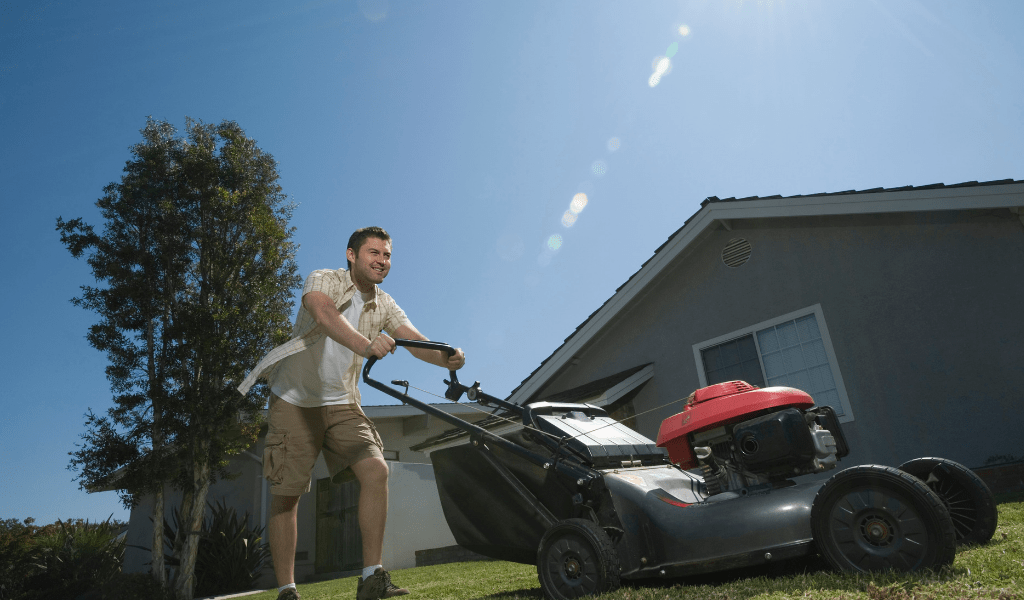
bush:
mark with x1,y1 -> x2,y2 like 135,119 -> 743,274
0,518 -> 39,600
98,572 -> 174,600
164,500 -> 270,597
20,517 -> 126,600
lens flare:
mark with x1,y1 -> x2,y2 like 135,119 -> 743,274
649,56 -> 672,88
679,25 -> 691,36
591,160 -> 607,176
666,41 -> 679,58
607,137 -> 620,152
547,234 -> 563,251
570,193 -> 588,214
561,211 -> 578,227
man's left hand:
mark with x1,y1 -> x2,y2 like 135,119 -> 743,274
446,348 -> 466,370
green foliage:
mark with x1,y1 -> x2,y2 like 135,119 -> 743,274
162,501 -> 270,597
0,518 -> 40,600
14,517 -> 126,600
60,117 -> 300,508
58,116 -> 300,599
99,572 -> 174,600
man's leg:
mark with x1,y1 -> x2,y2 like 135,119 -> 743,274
269,494 -> 301,587
350,456 -> 389,567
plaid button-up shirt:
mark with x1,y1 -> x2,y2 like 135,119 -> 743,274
237,268 -> 410,405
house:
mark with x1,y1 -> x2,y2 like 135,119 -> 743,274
121,179 -> 1024,585
415,179 -> 1024,488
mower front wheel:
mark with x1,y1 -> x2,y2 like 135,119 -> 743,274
811,465 -> 956,573
898,457 -> 998,546
537,518 -> 620,599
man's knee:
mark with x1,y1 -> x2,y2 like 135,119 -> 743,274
353,456 -> 389,487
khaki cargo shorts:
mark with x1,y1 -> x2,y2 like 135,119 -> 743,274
263,394 -> 384,496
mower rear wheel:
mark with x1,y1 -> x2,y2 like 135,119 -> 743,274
898,457 -> 998,546
537,519 -> 620,599
811,465 -> 956,573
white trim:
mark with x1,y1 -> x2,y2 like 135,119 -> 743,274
691,304 -> 854,423
422,364 -> 655,456
590,363 -> 655,408
507,183 -> 1024,406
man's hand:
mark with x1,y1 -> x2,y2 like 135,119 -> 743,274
446,348 -> 466,371
363,333 -> 397,359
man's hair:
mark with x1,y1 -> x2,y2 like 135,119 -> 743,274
347,226 -> 392,270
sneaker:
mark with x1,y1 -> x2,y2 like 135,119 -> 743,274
357,567 -> 410,600
277,588 -> 301,600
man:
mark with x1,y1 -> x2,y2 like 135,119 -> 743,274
237,227 -> 466,600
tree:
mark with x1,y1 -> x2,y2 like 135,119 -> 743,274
58,117 -> 300,600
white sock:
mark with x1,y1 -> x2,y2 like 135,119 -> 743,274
362,565 -> 382,580
279,583 -> 297,593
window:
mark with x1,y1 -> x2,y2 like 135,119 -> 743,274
693,305 -> 854,421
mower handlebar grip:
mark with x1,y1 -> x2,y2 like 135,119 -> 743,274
362,339 -> 458,391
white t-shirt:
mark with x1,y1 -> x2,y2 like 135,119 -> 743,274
270,291 -> 369,407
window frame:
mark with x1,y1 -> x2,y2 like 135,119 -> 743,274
691,304 -> 855,422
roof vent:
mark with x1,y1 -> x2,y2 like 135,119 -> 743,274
722,238 -> 751,268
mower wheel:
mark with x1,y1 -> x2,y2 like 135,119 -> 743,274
898,457 -> 998,546
811,465 -> 956,573
537,518 -> 620,599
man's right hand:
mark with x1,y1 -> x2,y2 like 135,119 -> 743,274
363,332 -> 397,359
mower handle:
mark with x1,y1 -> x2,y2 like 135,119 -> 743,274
363,339 -> 465,401
360,338 -> 602,487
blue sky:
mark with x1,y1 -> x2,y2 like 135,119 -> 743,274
1,0 -> 1021,525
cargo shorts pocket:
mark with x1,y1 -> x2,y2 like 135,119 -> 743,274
262,431 -> 286,486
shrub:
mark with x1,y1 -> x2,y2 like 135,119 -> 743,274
0,518 -> 39,600
20,517 -> 126,600
164,500 -> 270,597
99,572 -> 174,600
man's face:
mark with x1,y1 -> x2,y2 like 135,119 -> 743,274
347,236 -> 391,290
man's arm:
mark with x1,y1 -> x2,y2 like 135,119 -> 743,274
394,323 -> 466,371
303,291 -> 395,358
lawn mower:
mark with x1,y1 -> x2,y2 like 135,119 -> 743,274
363,340 -> 998,600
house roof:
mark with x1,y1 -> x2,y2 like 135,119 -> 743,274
504,179 -> 1024,407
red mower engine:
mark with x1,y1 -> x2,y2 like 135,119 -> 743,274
656,381 -> 850,496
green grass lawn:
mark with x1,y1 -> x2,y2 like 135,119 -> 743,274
247,494 -> 1022,600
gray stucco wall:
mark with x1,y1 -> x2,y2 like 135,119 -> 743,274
536,207 -> 1024,470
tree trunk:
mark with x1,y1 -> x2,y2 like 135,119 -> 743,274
152,483 -> 166,586
172,449 -> 212,600
147,318 -> 167,586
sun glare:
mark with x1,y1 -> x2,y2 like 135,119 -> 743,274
649,56 -> 672,88
570,193 -> 588,214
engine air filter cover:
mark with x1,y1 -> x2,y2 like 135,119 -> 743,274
733,408 -> 816,471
